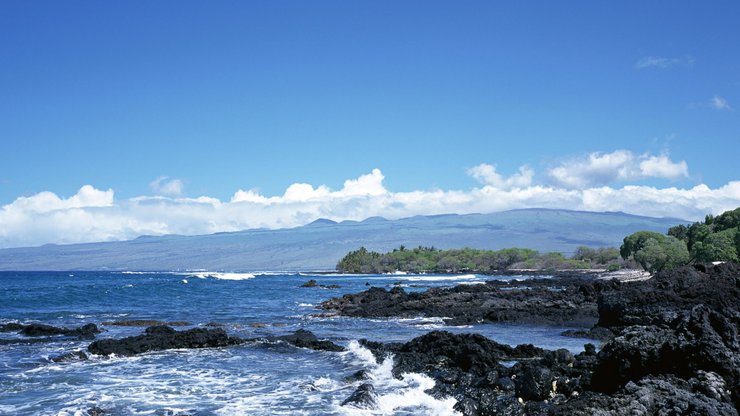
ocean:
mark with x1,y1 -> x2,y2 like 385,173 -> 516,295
0,271 -> 592,415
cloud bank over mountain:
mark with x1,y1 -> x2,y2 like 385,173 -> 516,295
1,151 -> 738,248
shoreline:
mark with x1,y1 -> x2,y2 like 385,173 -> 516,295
2,264 -> 736,414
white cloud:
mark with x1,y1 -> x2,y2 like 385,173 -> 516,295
711,95 -> 732,111
150,176 -> 184,196
548,150 -> 688,188
467,164 -> 534,189
635,56 -> 694,69
0,166 -> 737,249
639,154 -> 689,179
2,185 -> 113,214
340,168 -> 387,196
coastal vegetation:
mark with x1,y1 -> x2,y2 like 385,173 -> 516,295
337,207 -> 740,275
336,245 -> 623,274
620,207 -> 740,273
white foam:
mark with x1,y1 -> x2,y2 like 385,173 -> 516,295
345,340 -> 378,367
302,272 -> 363,277
341,341 -> 460,415
398,274 -> 478,282
298,303 -> 314,307
393,317 -> 448,324
182,272 -> 256,281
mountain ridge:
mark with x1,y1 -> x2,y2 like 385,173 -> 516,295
0,209 -> 687,271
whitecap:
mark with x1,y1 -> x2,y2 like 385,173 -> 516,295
341,341 -> 460,415
397,274 -> 478,282
182,272 -> 256,281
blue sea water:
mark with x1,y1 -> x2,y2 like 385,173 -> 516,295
0,271 -> 593,415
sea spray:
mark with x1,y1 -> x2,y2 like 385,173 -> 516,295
340,341 -> 460,415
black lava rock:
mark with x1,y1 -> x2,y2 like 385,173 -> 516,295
88,326 -> 241,356
341,383 -> 379,409
269,329 -> 345,352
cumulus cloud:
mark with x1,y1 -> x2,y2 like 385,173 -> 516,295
548,150 -> 688,188
467,164 -> 534,189
150,176 -> 184,196
639,154 -> 689,179
2,185 -> 114,214
635,56 -> 694,69
711,95 -> 732,111
0,165 -> 738,249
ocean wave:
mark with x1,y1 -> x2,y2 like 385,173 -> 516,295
300,272 -> 364,277
341,341 -> 460,415
180,272 -> 256,281
395,274 -> 478,282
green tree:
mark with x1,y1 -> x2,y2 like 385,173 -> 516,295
712,208 -> 740,232
595,247 -> 620,264
632,236 -> 690,273
573,246 -> 596,263
620,231 -> 667,260
691,227 -> 738,263
667,224 -> 689,242
336,247 -> 382,273
686,223 -> 711,252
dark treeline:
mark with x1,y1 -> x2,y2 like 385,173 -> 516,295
336,245 -> 623,274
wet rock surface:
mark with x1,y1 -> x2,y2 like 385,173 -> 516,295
0,322 -> 101,340
341,383 -> 379,409
85,326 -> 343,357
51,350 -> 89,363
88,326 -> 241,356
300,279 -> 341,289
353,263 -> 740,415
320,276 -> 603,326
101,320 -> 191,327
265,329 -> 345,352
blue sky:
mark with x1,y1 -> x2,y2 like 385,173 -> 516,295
0,1 -> 739,247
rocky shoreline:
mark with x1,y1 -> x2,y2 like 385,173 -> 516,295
3,263 -> 737,414
339,262 -> 740,415
319,273 -> 605,327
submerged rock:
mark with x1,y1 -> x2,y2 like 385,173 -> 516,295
341,383 -> 379,409
269,329 -> 344,352
87,406 -> 108,416
88,326 -> 241,356
51,350 -> 89,363
101,320 -> 191,327
1,322 -> 101,339
0,323 -> 24,332
300,279 -> 341,289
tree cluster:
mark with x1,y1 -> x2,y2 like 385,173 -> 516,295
336,245 -> 622,274
621,207 -> 739,273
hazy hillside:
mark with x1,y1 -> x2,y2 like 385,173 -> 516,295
0,209 -> 686,271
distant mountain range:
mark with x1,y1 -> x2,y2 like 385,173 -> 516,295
0,209 -> 687,271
